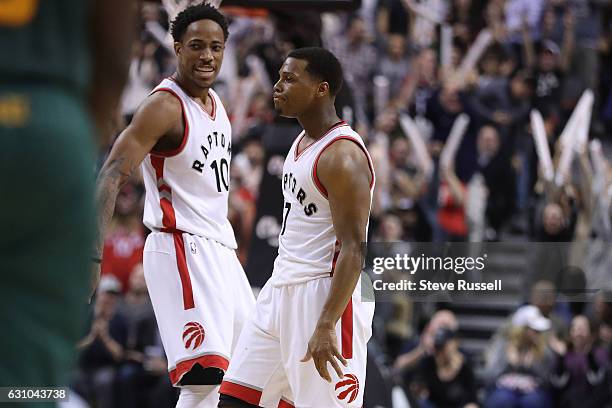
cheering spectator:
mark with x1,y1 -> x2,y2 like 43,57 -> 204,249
485,305 -> 556,408
395,310 -> 459,374
414,328 -> 479,408
551,315 -> 610,408
523,10 -> 575,114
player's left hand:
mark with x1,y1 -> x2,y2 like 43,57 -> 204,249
301,324 -> 347,382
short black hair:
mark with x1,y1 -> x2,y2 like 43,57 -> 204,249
287,47 -> 344,96
171,2 -> 229,43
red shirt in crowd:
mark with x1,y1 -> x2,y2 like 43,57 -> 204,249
101,226 -> 145,292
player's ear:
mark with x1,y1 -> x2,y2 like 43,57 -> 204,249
174,42 -> 182,56
317,82 -> 330,98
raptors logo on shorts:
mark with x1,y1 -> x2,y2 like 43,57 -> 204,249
182,321 -> 205,351
335,373 -> 359,403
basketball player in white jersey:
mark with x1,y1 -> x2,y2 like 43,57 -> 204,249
93,4 -> 255,407
219,47 -> 375,408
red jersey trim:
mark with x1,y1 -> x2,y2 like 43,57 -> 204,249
169,354 -> 229,385
312,136 -> 375,199
219,380 -> 262,406
150,88 -> 190,158
167,76 -> 217,120
150,156 -> 177,229
341,298 -> 354,359
294,120 -> 347,161
278,398 -> 295,408
330,240 -> 341,277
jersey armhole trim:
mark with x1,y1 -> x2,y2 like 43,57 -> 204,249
149,88 -> 189,158
312,136 -> 375,199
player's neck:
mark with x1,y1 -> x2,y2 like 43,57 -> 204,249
298,107 -> 341,141
172,73 -> 209,101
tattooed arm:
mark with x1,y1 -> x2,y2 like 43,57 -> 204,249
91,92 -> 183,295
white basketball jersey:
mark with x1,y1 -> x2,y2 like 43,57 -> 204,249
141,78 -> 237,249
271,121 -> 375,286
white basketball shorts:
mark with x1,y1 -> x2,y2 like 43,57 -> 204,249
143,231 -> 255,385
220,276 -> 374,407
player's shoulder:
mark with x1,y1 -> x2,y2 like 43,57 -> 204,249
136,90 -> 183,121
319,137 -> 368,173
126,91 -> 183,137
324,136 -> 366,155
147,88 -> 183,110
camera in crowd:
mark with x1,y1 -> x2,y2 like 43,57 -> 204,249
433,327 -> 457,352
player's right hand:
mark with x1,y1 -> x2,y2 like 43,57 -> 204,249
89,263 -> 101,303
301,324 -> 347,382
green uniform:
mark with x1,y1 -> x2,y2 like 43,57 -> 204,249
0,1 -> 95,405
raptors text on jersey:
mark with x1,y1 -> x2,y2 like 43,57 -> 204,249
141,78 -> 237,248
271,121 -> 375,286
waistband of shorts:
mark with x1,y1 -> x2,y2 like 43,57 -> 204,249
150,228 -> 237,250
158,227 -> 188,234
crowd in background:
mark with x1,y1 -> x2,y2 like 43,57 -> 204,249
79,0 -> 612,406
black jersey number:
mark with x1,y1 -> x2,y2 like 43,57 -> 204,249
210,158 -> 229,192
0,0 -> 38,26
281,202 -> 291,235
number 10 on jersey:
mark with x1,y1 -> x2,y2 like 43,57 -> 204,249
210,158 -> 229,192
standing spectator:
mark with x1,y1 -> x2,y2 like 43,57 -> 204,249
376,34 -> 412,100
477,125 -> 517,240
551,315 -> 610,408
523,11 -> 575,114
390,137 -> 428,212
326,15 -> 377,126
466,69 -> 534,146
465,69 -> 534,215
397,47 -> 440,116
559,0 -> 609,94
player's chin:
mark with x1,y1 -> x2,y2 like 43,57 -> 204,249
274,104 -> 295,118
193,74 -> 216,88
195,78 -> 215,88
